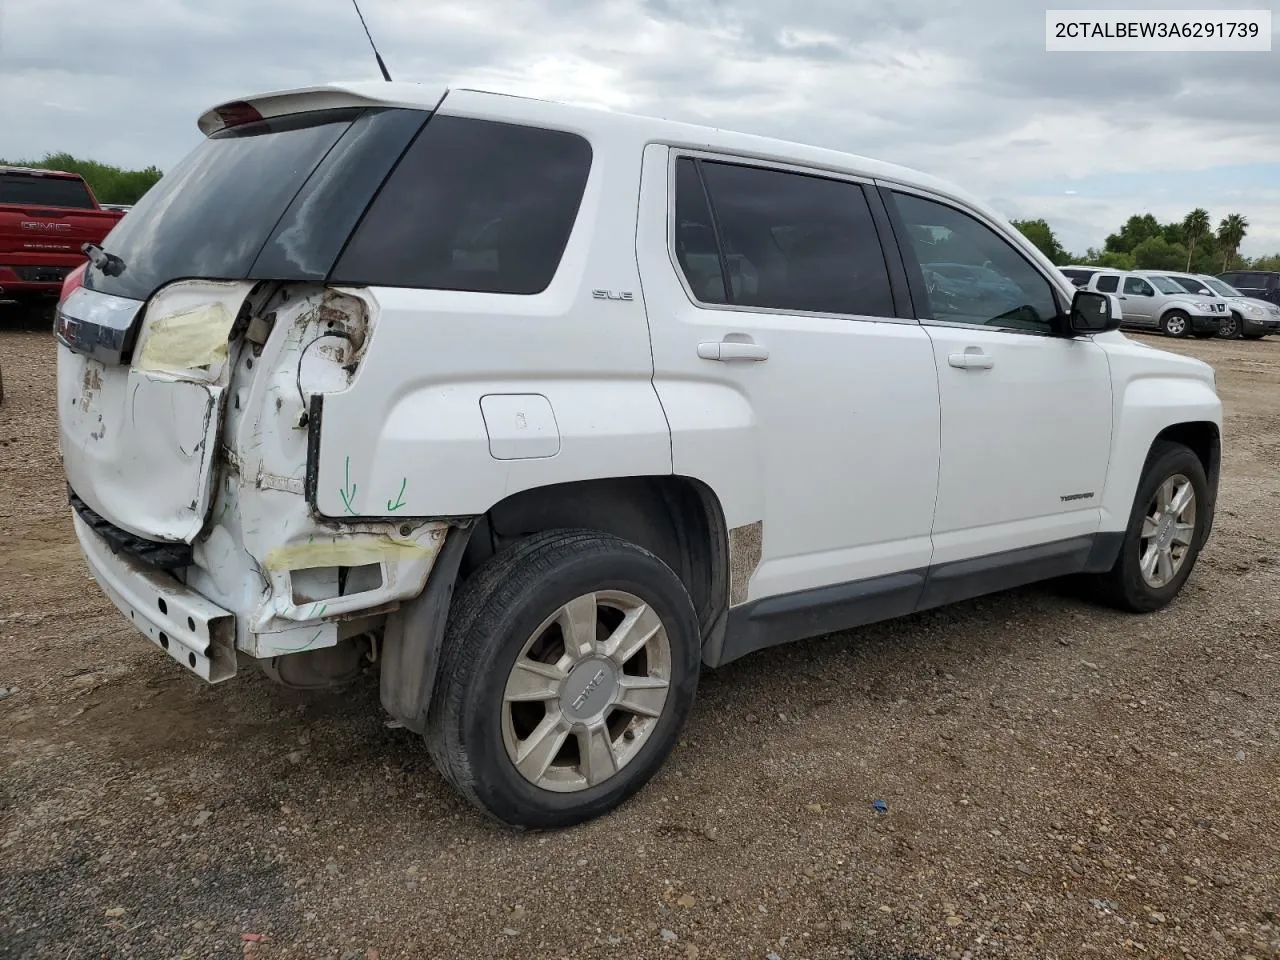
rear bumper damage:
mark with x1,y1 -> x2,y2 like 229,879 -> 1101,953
73,512 -> 238,682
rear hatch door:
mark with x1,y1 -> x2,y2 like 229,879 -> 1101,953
56,98 -> 433,543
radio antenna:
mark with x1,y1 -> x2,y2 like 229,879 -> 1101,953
351,0 -> 393,81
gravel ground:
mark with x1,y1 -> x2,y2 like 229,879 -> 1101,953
2,309 -> 1278,960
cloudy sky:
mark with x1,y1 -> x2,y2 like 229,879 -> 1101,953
2,0 -> 1277,257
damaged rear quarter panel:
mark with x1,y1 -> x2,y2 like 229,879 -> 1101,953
190,284 -> 450,658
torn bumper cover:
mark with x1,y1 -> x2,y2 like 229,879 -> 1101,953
72,512 -> 238,683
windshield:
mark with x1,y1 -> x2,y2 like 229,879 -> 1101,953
1149,276 -> 1187,295
1203,276 -> 1241,297
84,107 -> 427,301
0,173 -> 95,209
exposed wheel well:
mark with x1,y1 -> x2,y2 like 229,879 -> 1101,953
460,476 -> 730,644
1152,421 -> 1220,486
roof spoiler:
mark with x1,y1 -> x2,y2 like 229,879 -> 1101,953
197,82 -> 449,136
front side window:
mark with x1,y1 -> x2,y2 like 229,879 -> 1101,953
1203,276 -> 1241,297
332,116 -> 592,295
1123,277 -> 1155,296
1149,276 -> 1187,295
676,158 -> 895,317
1095,274 -> 1120,293
1171,276 -> 1211,295
891,191 -> 1058,333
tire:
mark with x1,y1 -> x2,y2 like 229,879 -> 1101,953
1242,331 -> 1265,340
1160,310 -> 1191,338
425,529 -> 701,828
1083,441 -> 1209,613
1217,312 -> 1243,339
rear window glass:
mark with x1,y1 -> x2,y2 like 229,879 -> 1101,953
331,116 -> 592,295
0,173 -> 94,209
84,108 -> 421,301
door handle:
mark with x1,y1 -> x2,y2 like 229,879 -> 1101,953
698,340 -> 769,361
948,349 -> 993,370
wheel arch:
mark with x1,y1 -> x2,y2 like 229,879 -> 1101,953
379,475 -> 732,731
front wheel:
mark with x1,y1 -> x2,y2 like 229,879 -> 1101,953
1083,441 -> 1209,613
1218,312 -> 1243,339
1160,310 -> 1191,338
425,530 -> 701,828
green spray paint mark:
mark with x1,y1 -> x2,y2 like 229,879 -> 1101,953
386,478 -> 408,512
338,456 -> 358,515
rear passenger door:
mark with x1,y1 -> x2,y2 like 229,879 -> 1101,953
638,147 -> 941,607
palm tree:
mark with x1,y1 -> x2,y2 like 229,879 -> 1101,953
1217,213 -> 1249,271
1182,208 -> 1211,271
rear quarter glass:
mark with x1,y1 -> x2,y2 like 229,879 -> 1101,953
83,108 -> 427,302
328,115 -> 592,296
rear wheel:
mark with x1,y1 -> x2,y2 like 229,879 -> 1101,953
1082,441 -> 1209,613
426,530 -> 701,828
1160,310 -> 1190,338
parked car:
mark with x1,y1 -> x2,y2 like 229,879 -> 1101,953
1163,272 -> 1279,339
0,166 -> 124,307
926,260 -> 1024,303
1084,270 -> 1223,338
1218,270 -> 1280,308
55,82 -> 1222,828
1060,264 -> 1101,288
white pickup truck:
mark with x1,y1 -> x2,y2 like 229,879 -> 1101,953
56,82 -> 1221,827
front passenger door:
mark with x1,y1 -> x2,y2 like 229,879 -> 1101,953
884,187 -> 1114,569
1121,276 -> 1157,326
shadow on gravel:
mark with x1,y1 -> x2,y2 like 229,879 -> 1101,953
0,301 -> 56,332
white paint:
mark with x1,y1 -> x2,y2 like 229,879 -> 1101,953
481,394 -> 562,460
922,326 -> 1114,564
57,279 -> 257,542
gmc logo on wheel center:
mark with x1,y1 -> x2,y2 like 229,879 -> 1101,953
21,221 -> 72,232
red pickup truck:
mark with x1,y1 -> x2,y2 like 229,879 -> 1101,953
0,165 -> 124,305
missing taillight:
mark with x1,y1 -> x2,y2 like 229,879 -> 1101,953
215,102 -> 264,130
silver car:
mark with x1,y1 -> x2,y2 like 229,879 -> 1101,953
1163,272 -> 1280,339
1085,270 -> 1223,338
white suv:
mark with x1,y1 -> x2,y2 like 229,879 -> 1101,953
56,83 -> 1222,827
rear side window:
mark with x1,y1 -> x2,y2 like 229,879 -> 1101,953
0,173 -> 94,209
331,116 -> 592,295
1123,277 -> 1154,296
1095,274 -> 1119,293
1061,268 -> 1095,285
675,158 -> 895,317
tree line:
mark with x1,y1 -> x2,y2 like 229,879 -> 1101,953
1011,211 -> 1280,274
0,153 -> 163,206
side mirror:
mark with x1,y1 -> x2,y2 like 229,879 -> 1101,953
1068,290 -> 1121,334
